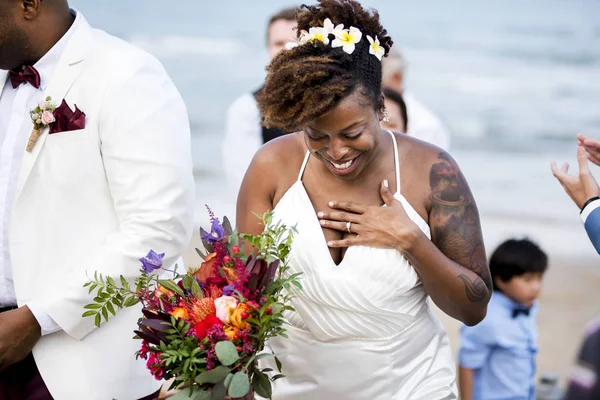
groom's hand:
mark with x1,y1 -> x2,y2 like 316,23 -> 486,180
0,306 -> 41,372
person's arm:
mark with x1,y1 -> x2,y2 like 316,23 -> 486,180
457,319 -> 494,399
222,94 -> 263,195
405,151 -> 491,325
35,52 -> 195,340
236,143 -> 281,236
458,365 -> 474,400
581,200 -> 600,254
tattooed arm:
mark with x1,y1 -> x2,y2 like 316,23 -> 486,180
402,151 -> 491,325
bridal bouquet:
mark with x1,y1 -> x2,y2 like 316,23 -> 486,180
83,209 -> 299,399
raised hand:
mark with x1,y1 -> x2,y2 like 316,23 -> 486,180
551,145 -> 600,209
317,180 -> 422,251
577,133 -> 600,167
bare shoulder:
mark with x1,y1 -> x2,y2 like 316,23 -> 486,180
241,133 -> 307,204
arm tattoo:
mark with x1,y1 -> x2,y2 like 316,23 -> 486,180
429,152 -> 491,302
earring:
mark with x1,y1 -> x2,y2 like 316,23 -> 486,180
381,110 -> 390,122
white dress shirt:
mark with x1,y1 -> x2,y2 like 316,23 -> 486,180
0,10 -> 80,335
404,92 -> 451,151
222,92 -> 263,194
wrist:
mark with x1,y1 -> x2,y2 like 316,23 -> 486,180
580,196 -> 600,213
394,224 -> 424,254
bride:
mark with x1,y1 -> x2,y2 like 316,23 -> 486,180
236,1 -> 491,398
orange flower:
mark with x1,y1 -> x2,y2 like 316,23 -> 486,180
224,325 -> 239,341
185,297 -> 216,324
230,303 -> 250,330
158,285 -> 175,297
171,307 -> 188,320
193,252 -> 219,284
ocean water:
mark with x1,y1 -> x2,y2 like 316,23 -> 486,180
70,0 -> 600,258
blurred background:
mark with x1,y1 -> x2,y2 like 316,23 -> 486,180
72,0 -> 600,388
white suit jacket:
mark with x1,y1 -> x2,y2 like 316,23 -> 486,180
1,15 -> 195,400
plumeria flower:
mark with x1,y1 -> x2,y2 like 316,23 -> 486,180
367,35 -> 385,61
285,41 -> 299,50
298,29 -> 310,44
307,27 -> 329,45
332,26 -> 363,54
323,18 -> 344,36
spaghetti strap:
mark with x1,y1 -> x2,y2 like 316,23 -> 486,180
298,151 -> 311,181
386,130 -> 401,195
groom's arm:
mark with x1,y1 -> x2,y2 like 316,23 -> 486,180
581,198 -> 600,254
36,50 -> 195,340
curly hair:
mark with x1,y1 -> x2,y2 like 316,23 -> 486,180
257,0 -> 393,132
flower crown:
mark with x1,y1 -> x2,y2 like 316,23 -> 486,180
285,18 -> 385,61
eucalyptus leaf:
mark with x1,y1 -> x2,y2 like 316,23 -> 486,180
211,381 -> 227,400
214,341 -> 239,366
195,365 -> 231,385
227,372 -> 250,398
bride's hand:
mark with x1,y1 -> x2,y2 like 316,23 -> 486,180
317,180 -> 422,251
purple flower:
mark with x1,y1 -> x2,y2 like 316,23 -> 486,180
223,285 -> 235,296
139,250 -> 165,274
201,219 -> 225,244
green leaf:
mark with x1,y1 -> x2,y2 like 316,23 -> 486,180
120,275 -> 128,287
82,310 -> 97,318
94,313 -> 101,327
191,277 -> 203,298
224,373 -> 234,388
271,374 -> 285,381
84,303 -> 103,310
275,356 -> 282,372
158,279 -> 185,297
87,283 -> 98,294
214,341 -> 239,366
211,381 -> 227,400
194,365 -> 230,385
107,276 -> 117,287
252,370 -> 272,398
227,372 -> 250,398
124,296 -> 140,307
102,306 -> 109,321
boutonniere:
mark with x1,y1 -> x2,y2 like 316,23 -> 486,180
27,96 -> 86,152
27,96 -> 57,152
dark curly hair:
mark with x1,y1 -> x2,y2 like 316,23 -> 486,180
257,0 -> 393,132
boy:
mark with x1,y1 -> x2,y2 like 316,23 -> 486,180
459,238 -> 548,400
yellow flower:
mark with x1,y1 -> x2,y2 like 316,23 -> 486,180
332,26 -> 362,54
224,325 -> 239,341
171,307 -> 188,320
306,27 -> 329,45
229,303 -> 250,330
367,35 -> 385,61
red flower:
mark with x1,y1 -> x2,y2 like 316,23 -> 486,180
194,314 -> 223,339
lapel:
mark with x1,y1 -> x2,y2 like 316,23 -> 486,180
0,70 -> 8,103
14,15 -> 92,201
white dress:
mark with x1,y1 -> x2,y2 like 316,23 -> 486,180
260,131 -> 458,399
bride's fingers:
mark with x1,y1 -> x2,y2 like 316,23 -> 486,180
328,200 -> 366,214
319,219 -> 359,233
317,209 -> 360,223
327,237 -> 365,248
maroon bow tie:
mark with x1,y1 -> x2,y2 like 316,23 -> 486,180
9,65 -> 41,89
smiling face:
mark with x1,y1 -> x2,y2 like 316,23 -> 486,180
303,88 -> 383,180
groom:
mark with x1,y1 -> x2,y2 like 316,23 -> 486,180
0,1 -> 194,399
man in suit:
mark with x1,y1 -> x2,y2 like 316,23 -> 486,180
551,133 -> 600,253
0,1 -> 194,399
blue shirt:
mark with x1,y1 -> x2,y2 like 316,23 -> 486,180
459,291 -> 538,400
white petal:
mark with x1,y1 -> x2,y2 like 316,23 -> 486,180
366,35 -> 374,45
331,38 -> 343,48
342,43 -> 356,54
375,48 -> 384,61
324,18 -> 333,29
285,41 -> 299,50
